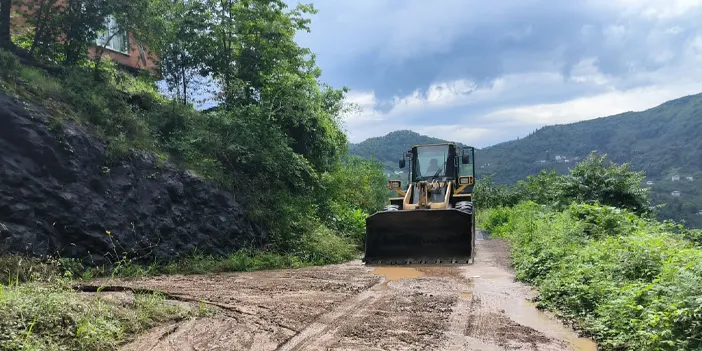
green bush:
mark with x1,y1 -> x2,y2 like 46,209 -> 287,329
0,282 -> 204,351
481,202 -> 702,351
0,50 -> 21,79
0,33 -> 372,268
476,153 -> 651,216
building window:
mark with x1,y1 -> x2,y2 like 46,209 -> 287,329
96,15 -> 129,54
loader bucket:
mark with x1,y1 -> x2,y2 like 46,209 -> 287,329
363,208 -> 474,265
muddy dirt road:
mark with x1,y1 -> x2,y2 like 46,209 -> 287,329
107,233 -> 597,350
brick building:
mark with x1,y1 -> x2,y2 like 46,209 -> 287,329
10,1 -> 158,74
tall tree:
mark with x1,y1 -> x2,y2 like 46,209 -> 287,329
160,0 -> 209,105
17,0 -> 64,60
0,0 -> 12,47
62,0 -> 109,65
197,0 -> 348,171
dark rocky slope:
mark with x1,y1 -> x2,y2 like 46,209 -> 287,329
0,92 -> 265,264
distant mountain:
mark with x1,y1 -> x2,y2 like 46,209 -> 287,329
350,93 -> 702,228
348,130 -> 465,172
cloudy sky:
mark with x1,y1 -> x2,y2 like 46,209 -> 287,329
287,0 -> 702,147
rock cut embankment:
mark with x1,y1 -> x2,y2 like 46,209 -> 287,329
0,92 -> 265,264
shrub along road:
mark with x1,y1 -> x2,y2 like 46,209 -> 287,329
85,233 -> 596,351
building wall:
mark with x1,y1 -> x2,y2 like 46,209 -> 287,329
10,1 -> 158,74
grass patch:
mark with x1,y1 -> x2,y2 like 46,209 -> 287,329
71,224 -> 359,279
2,224 -> 359,282
0,225 -> 356,350
480,202 -> 702,351
0,255 -> 61,285
0,281 -> 209,351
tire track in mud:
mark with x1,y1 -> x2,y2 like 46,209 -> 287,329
107,235 -> 597,351
276,283 -> 386,351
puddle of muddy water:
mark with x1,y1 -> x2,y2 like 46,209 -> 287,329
508,300 -> 598,351
371,267 -> 425,281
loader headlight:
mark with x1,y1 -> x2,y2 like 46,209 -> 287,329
388,180 -> 402,189
458,176 -> 474,185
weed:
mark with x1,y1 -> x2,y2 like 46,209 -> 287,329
480,203 -> 702,351
0,282 -> 205,351
0,50 -> 20,79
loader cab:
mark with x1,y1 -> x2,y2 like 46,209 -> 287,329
410,144 -> 456,182
393,143 -> 475,209
399,143 -> 473,182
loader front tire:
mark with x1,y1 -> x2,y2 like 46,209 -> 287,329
455,201 -> 473,214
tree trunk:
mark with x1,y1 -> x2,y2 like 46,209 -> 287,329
0,0 -> 12,47
181,64 -> 188,105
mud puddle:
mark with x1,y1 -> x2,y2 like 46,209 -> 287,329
516,300 -> 598,351
371,266 -> 425,280
450,238 -> 597,351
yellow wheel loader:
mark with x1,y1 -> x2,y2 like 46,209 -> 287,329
363,143 -> 475,265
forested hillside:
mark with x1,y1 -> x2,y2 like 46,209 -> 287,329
349,94 -> 702,227
478,93 -> 702,227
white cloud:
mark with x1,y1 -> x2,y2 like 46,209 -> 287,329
340,91 -> 384,125
638,0 -> 702,19
343,60 -> 702,146
297,0 -> 702,147
479,81 -> 702,126
603,24 -> 629,45
569,58 -> 612,86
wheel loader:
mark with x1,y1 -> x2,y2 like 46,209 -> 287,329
363,143 -> 475,265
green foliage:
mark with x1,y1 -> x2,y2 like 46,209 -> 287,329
0,255 -> 60,285
0,49 -> 19,79
560,153 -> 651,215
158,0 -> 209,105
481,203 -> 702,351
473,174 -> 523,209
318,155 -> 388,245
476,94 -> 702,227
0,282 -> 205,351
11,0 -> 162,68
0,0 -> 381,267
300,225 -> 359,264
475,153 -> 652,217
144,235 -> 355,277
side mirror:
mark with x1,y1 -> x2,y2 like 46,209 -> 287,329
461,155 -> 470,164
399,159 -> 406,169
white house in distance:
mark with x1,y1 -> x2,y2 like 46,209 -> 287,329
672,175 -> 681,181
646,181 -> 654,185
686,176 -> 694,181
671,191 -> 681,197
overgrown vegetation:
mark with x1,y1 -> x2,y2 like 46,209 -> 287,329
477,154 -> 702,350
0,0 -> 388,266
482,203 -> 702,351
0,279 -> 209,351
474,152 -> 652,216
475,93 -> 702,228
0,224 -> 358,282
0,257 -> 211,351
1,1 -> 388,348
